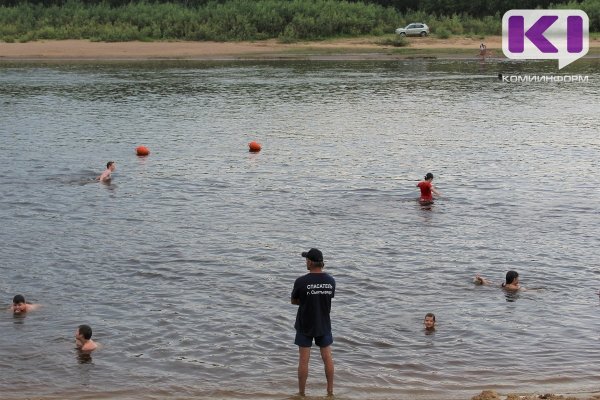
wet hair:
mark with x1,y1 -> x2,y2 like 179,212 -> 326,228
13,294 -> 25,304
78,324 -> 93,340
106,161 -> 114,169
424,172 -> 434,180
425,313 -> 436,322
502,270 -> 519,287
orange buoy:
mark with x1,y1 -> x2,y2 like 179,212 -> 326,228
248,141 -> 262,153
136,146 -> 150,156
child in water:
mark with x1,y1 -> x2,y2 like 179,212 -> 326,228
98,161 -> 116,182
417,172 -> 441,202
424,313 -> 436,331
474,270 -> 521,291
9,294 -> 40,314
75,324 -> 98,352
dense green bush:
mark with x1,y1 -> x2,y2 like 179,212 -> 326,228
435,28 -> 451,39
377,34 -> 409,46
0,0 -> 595,42
551,0 -> 600,31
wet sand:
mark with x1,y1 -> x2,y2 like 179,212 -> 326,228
0,36 -> 538,60
471,391 -> 600,400
1,36 -> 599,61
2,391 -> 600,400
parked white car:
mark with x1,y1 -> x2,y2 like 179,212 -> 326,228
395,23 -> 429,37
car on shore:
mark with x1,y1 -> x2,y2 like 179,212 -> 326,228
395,23 -> 429,37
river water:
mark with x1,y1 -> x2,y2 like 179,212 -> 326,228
0,59 -> 599,400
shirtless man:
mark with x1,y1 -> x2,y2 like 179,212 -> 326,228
75,325 -> 98,352
9,294 -> 40,314
98,161 -> 116,182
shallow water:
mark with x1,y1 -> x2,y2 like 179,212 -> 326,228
0,59 -> 599,400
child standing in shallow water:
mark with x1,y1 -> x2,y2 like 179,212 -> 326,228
417,172 -> 441,202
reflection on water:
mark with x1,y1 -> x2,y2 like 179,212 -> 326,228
77,351 -> 93,365
12,313 -> 26,325
0,59 -> 599,399
504,291 -> 520,303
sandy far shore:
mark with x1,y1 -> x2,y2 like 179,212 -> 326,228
1,36 -> 599,60
0,36 -> 539,60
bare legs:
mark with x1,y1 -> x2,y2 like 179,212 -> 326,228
320,345 -> 334,395
297,345 -> 334,396
298,346 -> 310,396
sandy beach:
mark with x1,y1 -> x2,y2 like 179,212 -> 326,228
0,35 -> 582,60
1,36 -> 599,60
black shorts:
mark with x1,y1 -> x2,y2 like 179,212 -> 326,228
294,332 -> 333,348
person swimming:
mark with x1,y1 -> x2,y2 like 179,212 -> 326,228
474,270 -> 521,291
424,313 -> 436,332
98,161 -> 116,182
417,172 -> 441,202
75,324 -> 98,352
9,294 -> 40,314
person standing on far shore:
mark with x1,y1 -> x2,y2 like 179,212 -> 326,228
98,161 -> 116,182
417,172 -> 441,203
291,248 -> 336,396
479,42 -> 487,59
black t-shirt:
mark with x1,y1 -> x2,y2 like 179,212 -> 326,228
291,272 -> 336,337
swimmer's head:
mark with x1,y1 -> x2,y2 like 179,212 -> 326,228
504,270 -> 519,286
106,161 -> 115,171
12,294 -> 26,313
424,313 -> 436,330
77,324 -> 93,340
424,173 -> 434,181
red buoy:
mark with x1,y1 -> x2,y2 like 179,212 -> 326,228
248,141 -> 262,153
136,146 -> 150,156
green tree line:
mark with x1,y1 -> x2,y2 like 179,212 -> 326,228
0,0 -> 594,17
0,0 -> 597,42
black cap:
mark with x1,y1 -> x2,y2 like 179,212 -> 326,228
301,248 -> 323,262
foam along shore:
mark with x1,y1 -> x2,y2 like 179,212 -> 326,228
471,390 -> 600,400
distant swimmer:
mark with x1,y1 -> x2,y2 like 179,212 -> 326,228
424,313 -> 436,332
417,172 -> 441,203
98,161 -> 116,182
75,324 -> 98,352
9,294 -> 40,314
474,270 -> 522,291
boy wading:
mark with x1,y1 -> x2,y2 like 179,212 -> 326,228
291,248 -> 336,396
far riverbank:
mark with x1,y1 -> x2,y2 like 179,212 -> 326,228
1,36 -> 599,61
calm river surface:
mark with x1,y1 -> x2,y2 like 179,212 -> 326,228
0,59 -> 599,400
